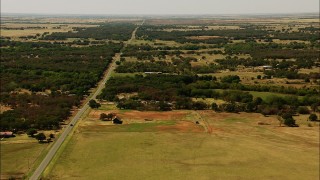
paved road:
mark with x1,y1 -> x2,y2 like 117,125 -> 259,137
29,21 -> 143,180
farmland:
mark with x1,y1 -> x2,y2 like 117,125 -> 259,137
46,109 -> 319,180
0,14 -> 319,179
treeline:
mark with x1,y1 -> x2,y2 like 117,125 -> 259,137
121,44 -> 213,60
137,25 -> 319,43
116,56 -> 211,74
41,23 -> 136,41
225,42 -> 320,59
137,25 -> 270,43
115,61 -> 176,73
98,74 -> 319,112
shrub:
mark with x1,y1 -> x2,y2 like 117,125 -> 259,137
35,133 -> 46,142
89,100 -> 101,109
282,113 -> 297,127
211,102 -> 219,111
308,114 -> 318,121
297,106 -> 310,114
192,101 -> 208,110
26,128 -> 37,137
220,103 -> 239,113
221,75 -> 241,83
284,117 -> 296,127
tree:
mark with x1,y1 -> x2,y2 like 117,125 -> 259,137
49,134 -> 55,138
35,133 -> 46,142
221,75 -> 241,84
26,128 -> 37,137
282,113 -> 296,127
297,106 -> 310,114
100,113 -> 108,120
192,101 -> 208,110
159,101 -> 172,111
89,100 -> 101,109
221,103 -> 238,113
100,113 -> 114,121
211,102 -> 219,111
253,97 -> 263,105
308,114 -> 318,121
277,115 -> 284,127
311,103 -> 319,112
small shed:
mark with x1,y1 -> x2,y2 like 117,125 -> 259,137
113,117 -> 123,124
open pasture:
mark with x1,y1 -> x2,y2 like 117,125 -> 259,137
47,110 -> 319,180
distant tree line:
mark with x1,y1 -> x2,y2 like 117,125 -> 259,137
41,23 -> 136,41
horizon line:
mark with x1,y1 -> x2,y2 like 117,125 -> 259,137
1,12 -> 319,17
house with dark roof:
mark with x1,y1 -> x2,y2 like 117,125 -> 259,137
113,117 -> 123,124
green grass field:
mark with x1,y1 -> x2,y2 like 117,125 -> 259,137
0,139 -> 50,179
46,110 -> 319,180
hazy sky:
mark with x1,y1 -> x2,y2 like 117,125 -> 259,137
2,0 -> 319,15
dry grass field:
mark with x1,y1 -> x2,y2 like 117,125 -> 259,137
0,23 -> 99,39
46,109 -> 319,180
0,134 -> 53,179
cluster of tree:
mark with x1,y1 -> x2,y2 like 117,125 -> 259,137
137,25 -> 272,43
115,61 -> 176,73
97,74 -> 319,113
26,128 -> 55,143
41,23 -> 136,41
1,26 -> 46,30
89,100 -> 101,109
225,42 -> 319,59
99,113 -> 115,121
1,41 -> 122,95
189,80 -> 319,96
0,41 -> 122,131
123,44 -> 209,52
0,93 -> 79,131
216,57 -> 268,68
272,31 -> 319,42
264,69 -> 320,80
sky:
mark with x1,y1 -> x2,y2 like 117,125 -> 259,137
1,0 -> 319,15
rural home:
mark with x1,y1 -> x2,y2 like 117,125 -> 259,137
0,131 -> 14,138
262,65 -> 273,71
